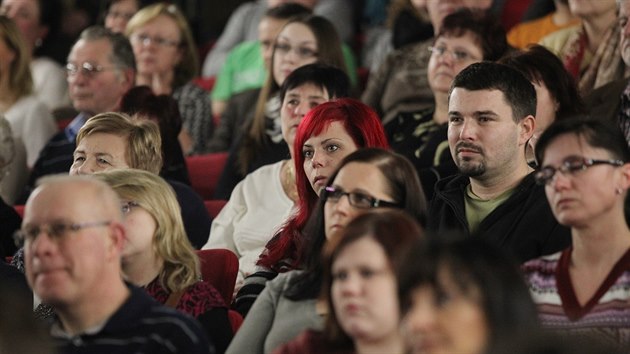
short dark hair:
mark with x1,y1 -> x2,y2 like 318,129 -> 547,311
398,235 -> 540,354
279,63 -> 350,104
535,115 -> 630,164
438,8 -> 508,61
76,26 -> 136,72
265,2 -> 312,19
500,45 -> 586,120
450,62 -> 536,122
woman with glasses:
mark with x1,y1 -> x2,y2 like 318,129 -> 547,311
126,3 -> 212,155
523,117 -> 630,349
213,14 -> 347,200
94,168 -> 233,354
276,210 -> 424,354
386,8 -> 508,198
226,148 -> 426,354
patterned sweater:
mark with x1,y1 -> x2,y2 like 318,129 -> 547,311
522,248 -> 630,348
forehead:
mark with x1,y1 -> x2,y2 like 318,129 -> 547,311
78,132 -> 128,153
436,31 -> 480,49
333,237 -> 387,268
25,182 -> 99,223
2,0 -> 39,12
333,162 -> 386,188
278,22 -> 315,42
541,133 -> 608,164
449,88 -> 512,114
69,39 -> 114,64
285,82 -> 328,98
259,17 -> 287,37
305,120 -> 351,142
621,0 -> 630,14
134,14 -> 180,35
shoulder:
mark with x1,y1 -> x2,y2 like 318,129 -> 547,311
434,174 -> 468,193
539,25 -> 581,52
174,82 -> 209,99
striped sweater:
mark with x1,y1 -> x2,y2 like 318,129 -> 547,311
522,248 -> 630,348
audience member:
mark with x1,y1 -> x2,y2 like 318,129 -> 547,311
103,0 -> 142,33
361,0 -> 492,124
210,3 -> 312,117
428,62 -> 571,262
507,0 -> 579,49
202,0 -> 355,77
0,0 -> 70,110
523,117 -> 630,349
232,100 -> 389,316
120,85 -> 191,185
540,0 -> 625,95
0,15 -> 56,168
398,235 -> 540,354
24,26 -> 135,203
204,64 -> 349,286
387,8 -> 508,198
227,148 -> 427,354
19,175 -> 213,353
126,2 -> 212,155
0,116 -> 22,257
501,44 -> 586,165
586,0 -> 630,146
276,210 -> 423,354
213,14 -> 347,199
70,112 -> 210,248
95,169 -> 233,353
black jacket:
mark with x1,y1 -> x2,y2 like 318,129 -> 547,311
428,173 -> 571,263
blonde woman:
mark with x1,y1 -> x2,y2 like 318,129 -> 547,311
95,168 -> 233,353
126,3 -> 212,155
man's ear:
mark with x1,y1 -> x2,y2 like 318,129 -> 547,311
122,68 -> 136,90
105,221 -> 126,261
518,115 -> 536,146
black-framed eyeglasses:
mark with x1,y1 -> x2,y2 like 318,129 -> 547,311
121,201 -> 140,214
14,220 -> 111,247
428,45 -> 478,63
534,158 -> 624,185
323,186 -> 400,209
130,33 -> 180,48
65,62 -> 115,78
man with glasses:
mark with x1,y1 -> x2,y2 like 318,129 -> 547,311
21,175 -> 213,353
20,26 -> 135,203
428,62 -> 571,263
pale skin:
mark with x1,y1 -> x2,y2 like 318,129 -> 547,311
541,134 -> 630,305
447,88 -> 535,200
24,179 -> 129,336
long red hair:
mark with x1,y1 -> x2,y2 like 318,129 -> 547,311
257,98 -> 389,270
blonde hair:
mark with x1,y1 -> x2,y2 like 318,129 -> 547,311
76,112 -> 163,174
0,16 -> 33,100
125,3 -> 198,87
94,168 -> 200,292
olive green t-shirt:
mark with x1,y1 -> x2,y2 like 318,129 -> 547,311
464,185 -> 515,235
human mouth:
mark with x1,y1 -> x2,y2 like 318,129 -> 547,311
456,142 -> 482,157
313,176 -> 327,188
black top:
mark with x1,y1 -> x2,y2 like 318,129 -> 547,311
0,197 -> 21,258
428,173 -> 572,263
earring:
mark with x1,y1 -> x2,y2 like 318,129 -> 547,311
616,187 -> 623,195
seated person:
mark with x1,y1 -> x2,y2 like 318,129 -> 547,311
523,118 -> 630,350
95,169 -> 232,353
19,175 -> 213,353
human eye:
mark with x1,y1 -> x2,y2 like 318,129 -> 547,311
21,225 -> 40,243
302,147 -> 314,159
49,223 -> 70,239
286,98 -> 299,107
72,155 -> 85,164
309,99 -> 325,109
435,288 -> 453,308
359,267 -> 376,279
448,115 -> 463,124
325,144 -> 340,153
350,192 -> 375,208
298,47 -> 317,57
453,50 -> 470,61
431,45 -> 446,56
563,159 -> 586,173
534,167 -> 555,185
332,270 -> 348,281
478,115 -> 493,123
274,43 -> 290,53
97,157 -> 112,165
620,16 -> 628,28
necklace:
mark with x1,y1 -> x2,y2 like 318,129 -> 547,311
281,160 -> 299,202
